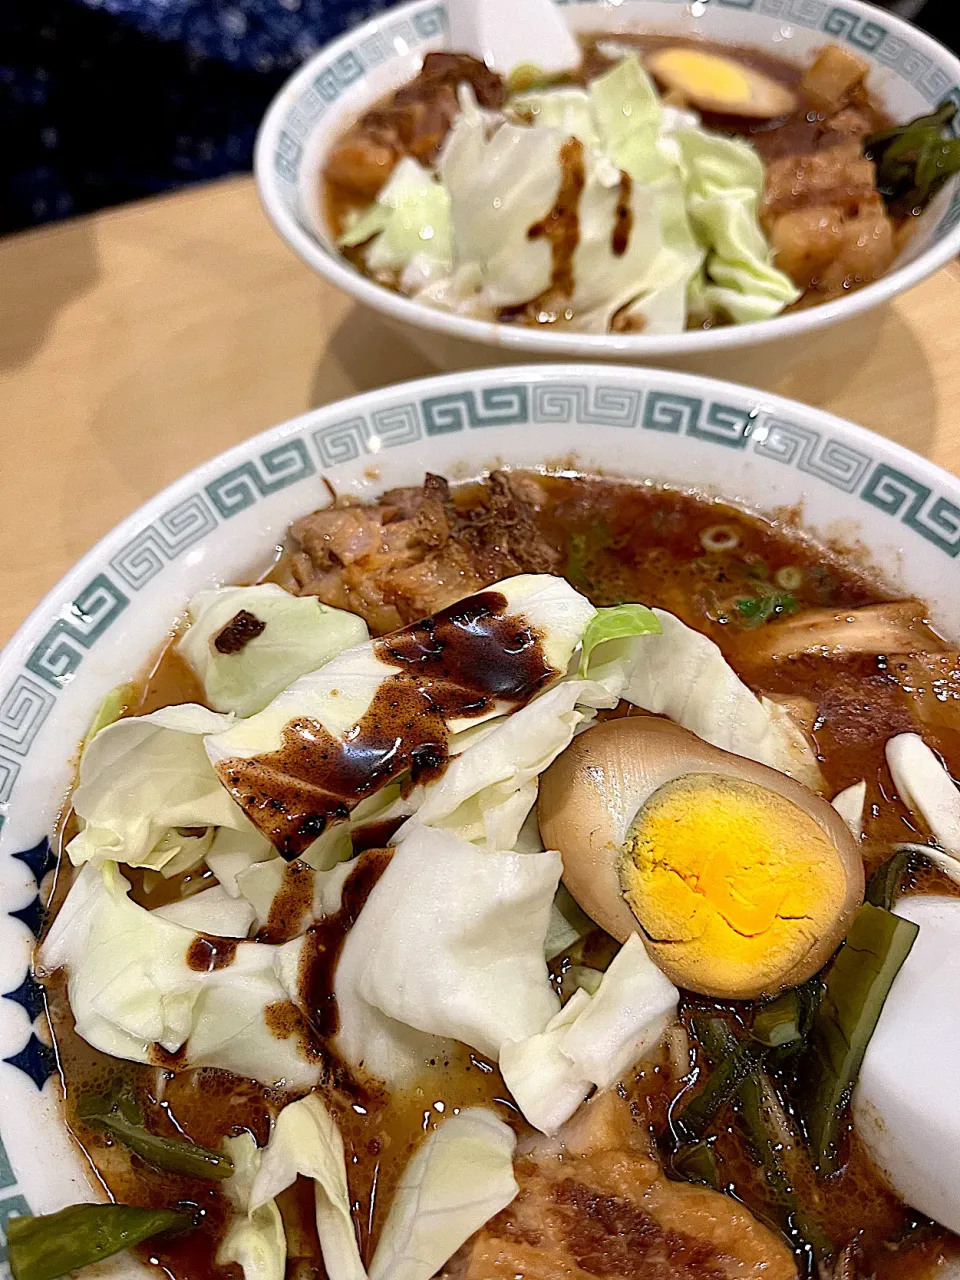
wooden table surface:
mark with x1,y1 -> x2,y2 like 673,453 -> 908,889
1,173 -> 959,647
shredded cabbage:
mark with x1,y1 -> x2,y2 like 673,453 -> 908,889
178,584 -> 368,718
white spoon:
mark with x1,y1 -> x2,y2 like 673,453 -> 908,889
447,0 -> 581,78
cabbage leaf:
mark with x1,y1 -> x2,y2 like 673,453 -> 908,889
355,823 -> 560,1061
544,885 -> 594,961
206,824 -> 278,896
402,676 -> 618,849
579,603 -> 661,675
507,86 -> 598,149
251,1095 -> 366,1280
558,934 -> 678,1089
204,576 -> 596,849
499,990 -> 593,1135
67,703 -> 244,870
218,1133 -> 286,1280
589,55 -> 668,185
39,863 -> 319,1089
339,156 -> 453,287
507,59 -> 700,334
178,583 -> 368,718
207,575 -> 593,763
368,1108 -> 518,1280
152,885 -> 255,937
282,824 -> 561,1084
438,90 -> 562,307
500,934 -> 678,1132
235,856 -> 356,933
623,607 -> 822,786
678,127 -> 800,323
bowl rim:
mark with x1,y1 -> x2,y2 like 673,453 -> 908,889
6,358 -> 960,674
253,0 -> 960,359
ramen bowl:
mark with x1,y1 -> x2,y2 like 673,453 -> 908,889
254,0 -> 960,374
3,364 -> 960,1273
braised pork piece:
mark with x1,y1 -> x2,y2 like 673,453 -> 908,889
32,472 -> 960,1280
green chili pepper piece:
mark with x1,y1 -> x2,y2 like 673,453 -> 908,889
801,903 -> 919,1175
865,103 -> 960,216
7,1204 -> 194,1280
76,1093 -> 233,1181
673,1020 -> 757,1143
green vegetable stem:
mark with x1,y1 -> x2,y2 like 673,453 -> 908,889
696,1018 -> 832,1271
752,980 -> 822,1051
7,1203 -> 194,1280
672,1023 -> 757,1143
800,903 -> 919,1175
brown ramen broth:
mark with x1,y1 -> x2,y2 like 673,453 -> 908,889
322,32 -> 915,331
39,473 -> 960,1280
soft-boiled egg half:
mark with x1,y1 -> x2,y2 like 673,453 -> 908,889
854,895 -> 960,1234
647,47 -> 798,120
538,716 -> 863,999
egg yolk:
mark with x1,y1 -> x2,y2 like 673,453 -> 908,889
619,772 -> 847,996
652,48 -> 754,110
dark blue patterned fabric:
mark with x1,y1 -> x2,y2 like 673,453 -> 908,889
0,0 -> 950,235
0,0 -> 398,233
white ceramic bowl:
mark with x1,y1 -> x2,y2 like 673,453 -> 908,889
254,0 -> 960,372
2,364 -> 960,1268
